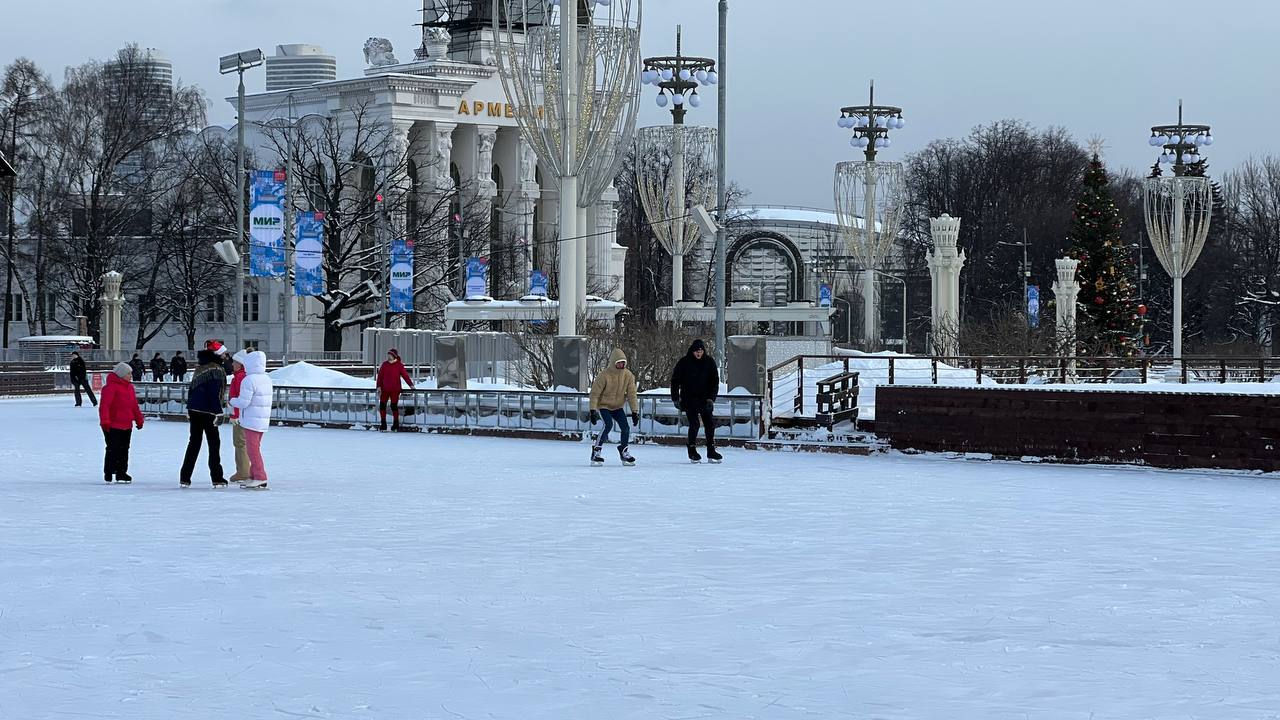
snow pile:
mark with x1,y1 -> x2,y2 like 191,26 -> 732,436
268,362 -> 375,389
772,351 -> 994,421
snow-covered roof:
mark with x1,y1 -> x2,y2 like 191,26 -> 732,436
743,205 -> 880,232
18,335 -> 95,343
744,206 -> 839,226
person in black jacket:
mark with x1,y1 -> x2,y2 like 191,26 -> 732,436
180,349 -> 227,487
129,354 -> 145,382
69,351 -> 97,407
670,338 -> 722,463
150,353 -> 168,382
169,351 -> 188,383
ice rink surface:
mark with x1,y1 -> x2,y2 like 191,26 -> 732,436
2,397 -> 1279,719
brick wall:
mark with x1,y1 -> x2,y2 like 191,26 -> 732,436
876,385 -> 1280,472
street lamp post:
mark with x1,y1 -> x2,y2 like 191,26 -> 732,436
834,81 -> 908,351
639,27 -> 717,307
219,48 -> 264,353
714,0 -> 728,368
1143,101 -> 1215,365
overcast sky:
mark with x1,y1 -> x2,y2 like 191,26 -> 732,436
3,0 -> 1276,207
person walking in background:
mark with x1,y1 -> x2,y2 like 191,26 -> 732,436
69,351 -> 97,407
129,354 -> 145,382
226,350 -> 252,483
589,348 -> 639,466
376,348 -> 414,432
150,353 -> 167,383
179,350 -> 227,488
169,351 -> 188,383
98,362 -> 144,483
670,339 -> 722,464
229,350 -> 273,490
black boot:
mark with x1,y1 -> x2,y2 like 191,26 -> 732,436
687,445 -> 701,463
590,445 -> 604,465
116,473 -> 132,484
104,474 -> 114,483
706,446 -> 723,463
379,417 -> 388,432
619,445 -> 636,466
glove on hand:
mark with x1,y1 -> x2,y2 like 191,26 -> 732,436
589,409 -> 600,424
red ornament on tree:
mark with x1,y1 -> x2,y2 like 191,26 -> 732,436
1137,304 -> 1147,316
1094,296 -> 1105,305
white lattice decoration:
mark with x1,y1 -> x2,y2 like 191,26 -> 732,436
833,160 -> 906,272
494,0 -> 642,206
634,125 -> 717,256
1143,175 -> 1213,279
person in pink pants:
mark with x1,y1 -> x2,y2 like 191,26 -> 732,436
228,350 -> 273,489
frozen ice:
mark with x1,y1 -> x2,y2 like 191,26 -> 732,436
3,397 -> 1280,718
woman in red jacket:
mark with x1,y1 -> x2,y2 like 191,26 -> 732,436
376,348 -> 414,432
98,362 -> 144,483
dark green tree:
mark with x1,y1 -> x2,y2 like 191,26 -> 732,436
1067,154 -> 1140,355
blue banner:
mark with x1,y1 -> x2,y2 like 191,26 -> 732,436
818,283 -> 833,308
1027,285 -> 1040,328
294,211 -> 324,297
465,256 -> 488,299
529,269 -> 549,297
249,169 -> 286,278
389,238 -> 414,313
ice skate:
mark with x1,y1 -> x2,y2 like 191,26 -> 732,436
179,479 -> 191,488
241,479 -> 269,490
706,447 -> 723,464
687,445 -> 701,463
212,480 -> 229,488
619,445 -> 636,466
115,474 -> 132,484
104,474 -> 113,484
590,445 -> 605,466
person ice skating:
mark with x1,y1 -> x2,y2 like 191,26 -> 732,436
228,350 -> 273,490
670,339 -> 722,463
129,354 -> 145,382
376,348 -> 414,432
226,350 -> 252,483
169,351 -> 188,383
179,350 -> 227,488
150,353 -> 167,383
206,340 -> 235,376
588,348 -> 639,466
98,362 -> 144,483
69,351 -> 97,407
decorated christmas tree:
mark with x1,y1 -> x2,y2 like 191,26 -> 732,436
1067,152 -> 1141,356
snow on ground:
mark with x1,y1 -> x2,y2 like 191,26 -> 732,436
3,397 -> 1280,719
269,361 -> 529,392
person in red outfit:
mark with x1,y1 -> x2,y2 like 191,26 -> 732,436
376,348 -> 414,432
98,362 -> 144,483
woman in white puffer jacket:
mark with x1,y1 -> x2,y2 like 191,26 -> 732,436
228,350 -> 273,489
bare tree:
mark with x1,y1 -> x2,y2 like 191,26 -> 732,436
38,45 -> 205,341
261,102 -> 489,349
1,58 -> 53,345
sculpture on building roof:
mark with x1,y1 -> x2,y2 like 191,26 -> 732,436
363,38 -> 399,67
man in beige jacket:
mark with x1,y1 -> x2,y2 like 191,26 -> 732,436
589,348 -> 640,466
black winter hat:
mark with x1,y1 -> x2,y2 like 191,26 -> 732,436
197,349 -> 217,365
688,339 -> 706,354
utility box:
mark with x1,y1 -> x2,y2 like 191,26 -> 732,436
433,334 -> 468,390
726,335 -> 766,395
552,336 -> 588,391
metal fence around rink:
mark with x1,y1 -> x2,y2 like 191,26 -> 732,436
133,383 -> 766,440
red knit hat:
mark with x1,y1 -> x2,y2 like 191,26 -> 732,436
388,348 -> 400,359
